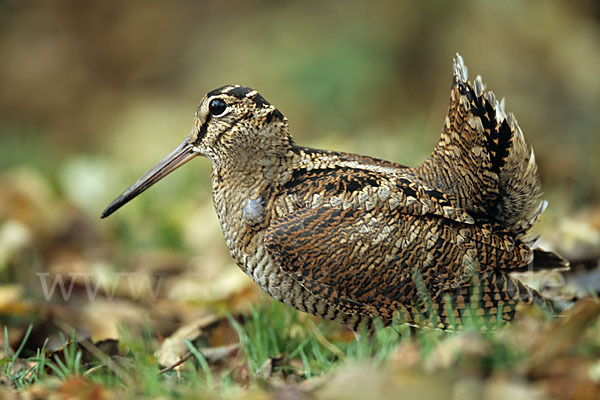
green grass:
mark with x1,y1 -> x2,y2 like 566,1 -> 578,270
0,301 -> 411,395
45,333 -> 83,379
1,298 -> 597,399
229,301 -> 343,377
2,326 -> 86,389
2,325 -> 45,388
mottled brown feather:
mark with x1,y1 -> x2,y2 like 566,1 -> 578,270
265,165 -> 539,328
205,57 -> 568,330
105,57 -> 568,332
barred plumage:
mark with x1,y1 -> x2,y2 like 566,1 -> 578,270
102,55 -> 568,330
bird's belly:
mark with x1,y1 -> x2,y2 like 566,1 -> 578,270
224,228 -> 372,331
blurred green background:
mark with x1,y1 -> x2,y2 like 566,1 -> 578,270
2,1 -> 600,208
1,1 -> 600,339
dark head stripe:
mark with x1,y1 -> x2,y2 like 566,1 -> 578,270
206,85 -> 272,108
251,93 -> 271,108
265,108 -> 284,123
206,85 -> 233,97
193,114 -> 212,144
228,86 -> 254,98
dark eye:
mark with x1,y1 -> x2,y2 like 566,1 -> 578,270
209,98 -> 227,116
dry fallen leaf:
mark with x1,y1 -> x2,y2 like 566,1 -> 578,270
313,362 -> 454,400
157,314 -> 220,367
528,298 -> 600,375
422,332 -> 490,372
0,284 -> 32,316
59,376 -> 111,400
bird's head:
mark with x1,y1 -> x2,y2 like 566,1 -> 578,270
101,85 -> 290,218
191,85 -> 290,160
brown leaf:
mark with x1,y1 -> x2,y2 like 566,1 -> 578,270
157,314 -> 220,367
313,362 -> 454,400
0,285 -> 32,316
423,332 -> 490,372
528,298 -> 600,377
59,376 -> 110,400
540,358 -> 600,400
272,386 -> 314,400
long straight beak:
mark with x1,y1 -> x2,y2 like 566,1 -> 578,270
101,139 -> 197,218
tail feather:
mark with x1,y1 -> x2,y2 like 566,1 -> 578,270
399,271 -> 554,330
395,55 -> 569,330
414,54 -> 543,236
531,248 -> 570,271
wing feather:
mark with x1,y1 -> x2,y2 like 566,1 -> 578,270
264,202 -> 534,327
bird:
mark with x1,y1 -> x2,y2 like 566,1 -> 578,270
102,54 -> 568,332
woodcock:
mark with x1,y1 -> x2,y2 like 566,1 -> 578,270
102,54 -> 568,331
